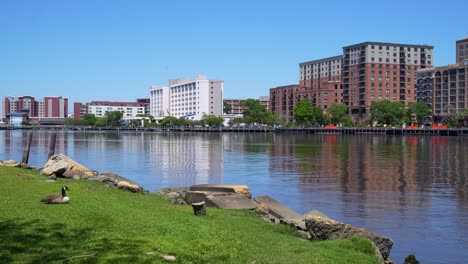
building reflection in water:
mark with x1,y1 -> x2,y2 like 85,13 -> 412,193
70,132 -> 224,190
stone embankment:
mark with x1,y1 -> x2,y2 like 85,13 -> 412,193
157,185 -> 394,264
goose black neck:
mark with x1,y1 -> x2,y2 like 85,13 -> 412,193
61,188 -> 67,197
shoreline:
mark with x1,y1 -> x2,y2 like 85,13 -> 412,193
2,125 -> 468,136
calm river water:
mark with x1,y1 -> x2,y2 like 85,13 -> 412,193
1,130 -> 467,263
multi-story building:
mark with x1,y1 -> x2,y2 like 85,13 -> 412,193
456,37 -> 468,63
223,96 -> 270,115
149,86 -> 170,119
416,62 -> 467,117
269,85 -> 300,122
342,42 -> 434,121
416,38 -> 468,119
299,55 -> 343,110
150,76 -> 223,121
3,96 -> 68,120
74,100 -> 149,119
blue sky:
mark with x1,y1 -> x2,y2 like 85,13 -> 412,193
1,0 -> 467,115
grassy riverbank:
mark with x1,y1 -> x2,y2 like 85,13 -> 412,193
0,166 -> 379,263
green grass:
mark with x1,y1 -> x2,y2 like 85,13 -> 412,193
0,166 -> 380,263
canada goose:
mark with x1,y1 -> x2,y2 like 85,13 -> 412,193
41,186 -> 70,204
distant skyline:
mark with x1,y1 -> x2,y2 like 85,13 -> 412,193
1,0 -> 467,116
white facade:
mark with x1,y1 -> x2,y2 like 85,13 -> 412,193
87,104 -> 145,117
149,86 -> 170,119
150,76 -> 224,121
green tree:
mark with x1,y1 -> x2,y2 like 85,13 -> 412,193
326,103 -> 353,126
242,99 -> 276,125
202,115 -> 224,127
223,102 -> 232,114
294,99 -> 313,125
406,102 -> 431,126
370,100 -> 405,126
104,111 -> 124,127
160,116 -> 180,127
95,117 -> 106,126
294,99 -> 325,126
228,117 -> 245,126
82,114 -> 97,126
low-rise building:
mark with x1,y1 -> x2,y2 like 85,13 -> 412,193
269,85 -> 300,122
223,96 -> 270,115
74,99 -> 150,119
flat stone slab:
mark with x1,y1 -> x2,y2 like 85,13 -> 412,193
189,184 -> 251,198
253,195 -> 302,220
206,193 -> 258,210
185,191 -> 258,209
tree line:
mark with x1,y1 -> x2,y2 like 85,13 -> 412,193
65,99 -> 466,128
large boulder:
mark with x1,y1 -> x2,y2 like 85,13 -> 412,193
90,172 -> 144,193
305,215 -> 393,260
41,154 -> 97,179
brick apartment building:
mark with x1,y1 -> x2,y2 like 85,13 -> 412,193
299,55 -> 343,110
269,84 -> 300,122
342,42 -> 434,122
3,96 -> 68,121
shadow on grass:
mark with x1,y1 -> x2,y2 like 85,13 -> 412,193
0,218 -> 155,263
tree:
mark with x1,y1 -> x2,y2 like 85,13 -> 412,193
82,114 -> 97,126
327,103 -> 353,126
242,99 -> 276,125
202,115 -> 224,127
223,102 -> 232,114
104,111 -> 124,127
370,100 -> 405,126
228,117 -> 245,126
294,99 -> 326,126
294,99 -> 313,125
406,102 -> 430,126
160,116 -> 180,127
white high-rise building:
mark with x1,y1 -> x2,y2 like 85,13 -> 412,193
150,76 -> 224,121
149,86 -> 170,119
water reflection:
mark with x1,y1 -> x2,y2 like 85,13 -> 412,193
0,131 -> 467,263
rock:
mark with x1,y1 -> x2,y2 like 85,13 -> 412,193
185,191 -> 211,204
41,154 -> 97,179
160,254 -> 176,261
117,181 -> 143,193
93,172 -> 144,193
305,215 -> 393,260
1,160 -> 20,167
205,193 -> 258,210
253,196 -> 302,221
303,209 -> 330,219
20,163 -> 33,169
185,191 -> 258,209
41,159 -> 69,176
189,184 -> 252,199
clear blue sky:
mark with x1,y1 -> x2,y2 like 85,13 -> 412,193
1,0 -> 467,115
